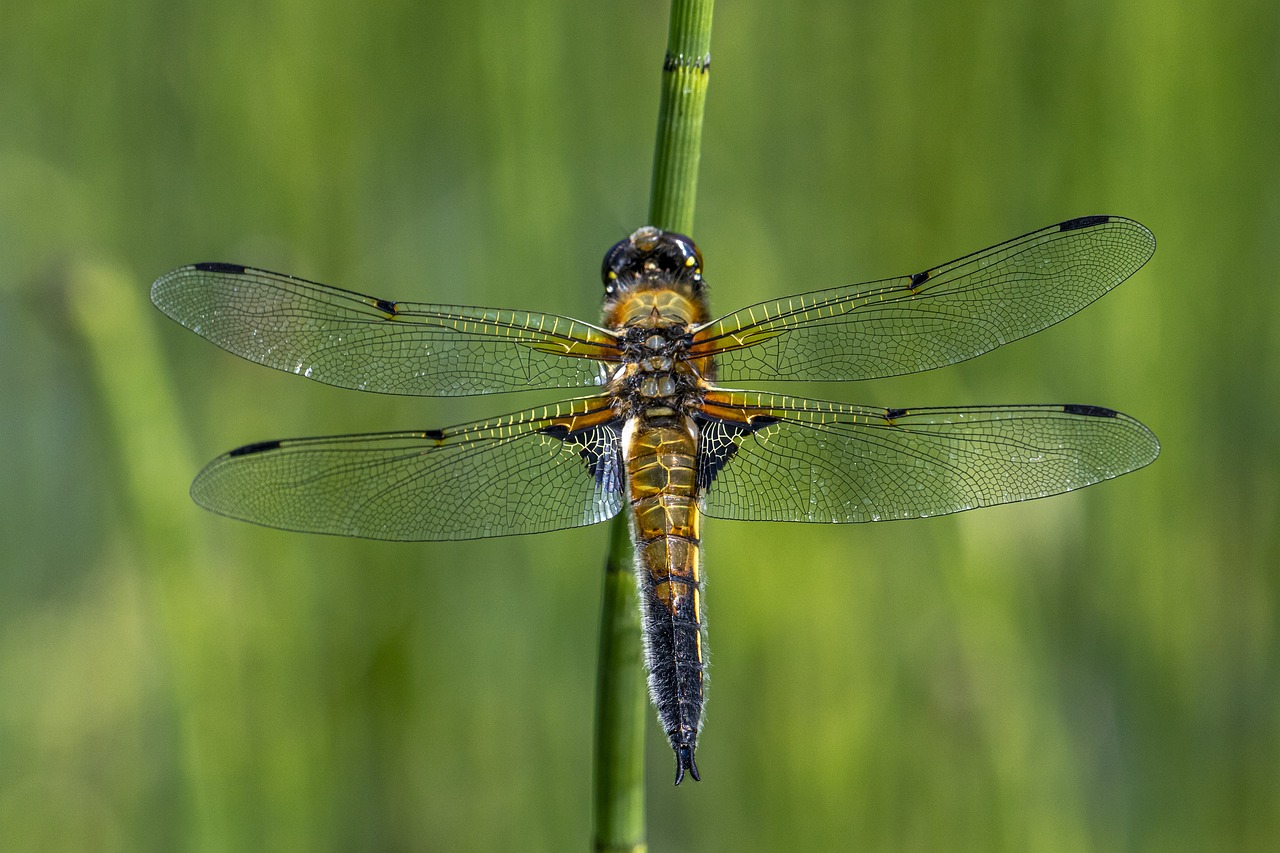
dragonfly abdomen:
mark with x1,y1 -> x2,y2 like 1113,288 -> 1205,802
623,412 -> 706,785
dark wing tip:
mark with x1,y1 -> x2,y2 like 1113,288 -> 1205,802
226,439 -> 283,457
1062,404 -> 1162,469
192,261 -> 249,274
1058,214 -> 1156,278
673,745 -> 700,785
1062,403 -> 1119,418
152,262 -> 251,313
1058,215 -> 1112,232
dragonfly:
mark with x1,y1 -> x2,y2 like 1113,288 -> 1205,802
151,214 -> 1159,785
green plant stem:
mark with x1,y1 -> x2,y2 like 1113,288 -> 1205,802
592,516 -> 649,853
592,1 -> 713,850
649,0 -> 715,234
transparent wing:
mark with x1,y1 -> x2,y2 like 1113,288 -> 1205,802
696,390 -> 1159,523
191,396 -> 624,540
692,216 -> 1155,381
151,263 -> 620,396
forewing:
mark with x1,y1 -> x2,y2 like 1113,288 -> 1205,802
692,216 -> 1155,381
697,391 -> 1159,523
151,263 -> 620,396
191,397 -> 625,540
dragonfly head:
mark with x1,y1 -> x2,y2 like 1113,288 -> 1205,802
602,226 -> 705,297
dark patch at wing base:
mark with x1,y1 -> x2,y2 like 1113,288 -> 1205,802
539,420 -> 625,491
695,413 -> 780,492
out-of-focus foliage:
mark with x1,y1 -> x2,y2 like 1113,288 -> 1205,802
1,1 -> 1276,850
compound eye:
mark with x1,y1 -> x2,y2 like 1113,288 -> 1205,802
601,237 -> 632,285
662,231 -> 703,276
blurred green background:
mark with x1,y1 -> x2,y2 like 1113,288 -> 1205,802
1,0 -> 1276,850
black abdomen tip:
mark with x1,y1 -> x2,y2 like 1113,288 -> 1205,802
673,744 -> 701,785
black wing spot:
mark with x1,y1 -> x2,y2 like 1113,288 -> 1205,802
909,270 -> 930,288
884,407 -> 908,420
422,428 -> 445,440
1062,404 -> 1118,418
194,261 -> 248,274
374,298 -> 398,315
1059,215 -> 1111,232
228,439 -> 282,457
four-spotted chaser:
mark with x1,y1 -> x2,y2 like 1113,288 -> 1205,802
151,214 -> 1159,784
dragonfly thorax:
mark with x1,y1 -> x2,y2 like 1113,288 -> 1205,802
619,323 -> 691,358
608,324 -> 706,415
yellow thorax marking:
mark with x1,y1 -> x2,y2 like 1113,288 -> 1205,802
615,290 -> 699,328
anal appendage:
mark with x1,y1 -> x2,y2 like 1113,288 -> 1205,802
674,743 -> 700,785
